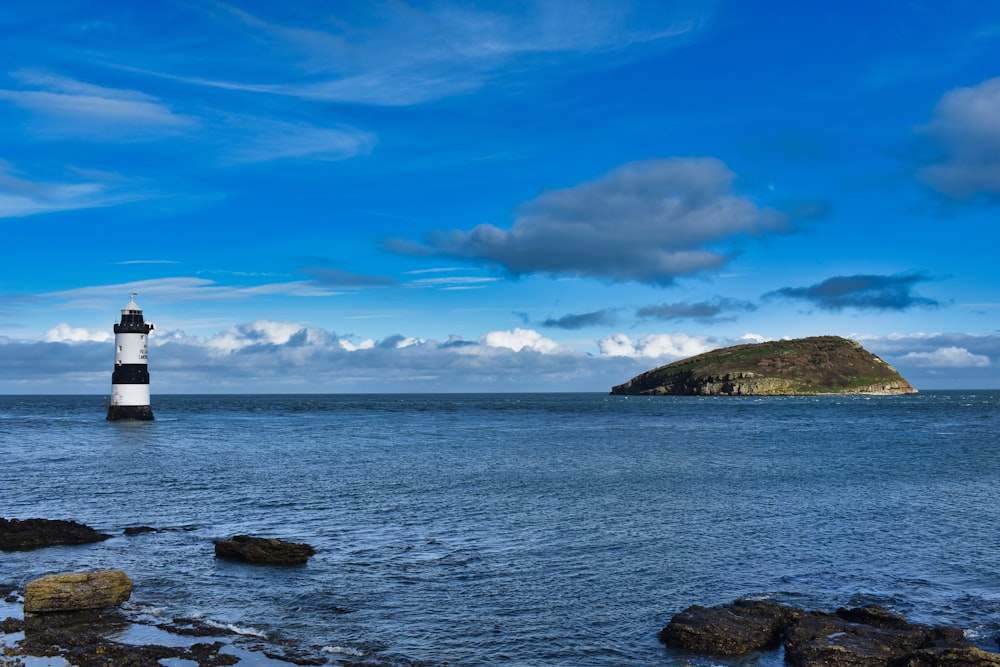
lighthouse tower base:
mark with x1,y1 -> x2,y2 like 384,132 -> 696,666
107,405 -> 154,421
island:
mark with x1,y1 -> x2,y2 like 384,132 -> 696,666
610,336 -> 917,396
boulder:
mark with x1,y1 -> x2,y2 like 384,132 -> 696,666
213,535 -> 315,565
783,605 -> 996,667
0,518 -> 111,551
659,599 -> 806,655
24,570 -> 133,614
660,601 -> 1000,667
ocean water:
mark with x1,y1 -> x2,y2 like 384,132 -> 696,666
1,392 -> 999,666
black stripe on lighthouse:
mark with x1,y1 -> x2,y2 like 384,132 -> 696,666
111,364 -> 151,384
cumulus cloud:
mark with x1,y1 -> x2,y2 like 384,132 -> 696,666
597,332 -> 719,359
3,323 -> 997,392
854,332 -> 999,388
410,158 -> 787,285
44,323 -> 113,343
480,328 -> 565,353
203,320 -> 323,353
637,297 -> 756,323
541,310 -> 617,329
917,76 -> 1000,201
765,273 -> 941,312
900,346 -> 990,368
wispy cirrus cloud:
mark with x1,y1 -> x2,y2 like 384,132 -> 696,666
765,273 -> 942,312
0,69 -> 373,165
44,276 -> 343,307
0,162 -> 149,218
218,114 -> 376,164
0,69 -> 193,137
131,1 -> 712,107
401,157 -> 788,285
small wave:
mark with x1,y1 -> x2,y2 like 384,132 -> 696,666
322,645 -> 366,657
200,618 -> 268,639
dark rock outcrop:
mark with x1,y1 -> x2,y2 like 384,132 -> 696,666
660,601 -> 1000,667
0,518 -> 111,551
11,626 -> 240,667
659,599 -> 806,655
213,535 -> 315,565
612,336 -> 918,396
24,570 -> 133,614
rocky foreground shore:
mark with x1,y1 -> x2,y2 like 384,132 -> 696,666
661,599 -> 1000,667
1,518 -> 329,666
5,519 -> 1000,666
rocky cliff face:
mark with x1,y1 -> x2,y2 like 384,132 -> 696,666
611,336 -> 917,396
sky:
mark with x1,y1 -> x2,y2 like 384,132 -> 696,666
1,0 -> 998,394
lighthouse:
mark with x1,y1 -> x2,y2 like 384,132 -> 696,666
107,293 -> 154,421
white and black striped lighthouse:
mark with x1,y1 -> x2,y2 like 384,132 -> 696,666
107,293 -> 154,421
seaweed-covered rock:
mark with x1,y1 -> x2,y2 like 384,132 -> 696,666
24,570 -> 133,614
213,535 -> 315,565
659,599 -> 805,655
0,518 -> 110,551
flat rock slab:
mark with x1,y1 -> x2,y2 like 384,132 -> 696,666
0,518 -> 111,551
214,535 -> 315,565
24,570 -> 133,613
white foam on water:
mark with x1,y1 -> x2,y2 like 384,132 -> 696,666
201,618 -> 268,638
322,644 -> 366,657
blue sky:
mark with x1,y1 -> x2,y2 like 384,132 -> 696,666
1,0 -> 998,393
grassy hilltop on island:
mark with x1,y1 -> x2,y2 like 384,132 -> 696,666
611,336 -> 917,396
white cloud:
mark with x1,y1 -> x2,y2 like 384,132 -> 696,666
205,320 -> 309,353
44,323 -> 112,343
597,332 -> 718,359
339,337 -> 376,352
901,346 -> 991,368
3,325 -> 998,393
480,328 -> 565,353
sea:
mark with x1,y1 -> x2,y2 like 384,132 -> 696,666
1,391 -> 999,666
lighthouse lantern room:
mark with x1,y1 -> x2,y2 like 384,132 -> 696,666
107,292 -> 154,421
